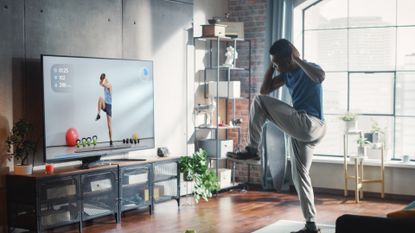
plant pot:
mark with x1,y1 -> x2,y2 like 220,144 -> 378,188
357,146 -> 367,157
372,132 -> 381,144
183,171 -> 193,182
14,164 -> 33,175
345,120 -> 358,132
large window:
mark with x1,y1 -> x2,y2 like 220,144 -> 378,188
297,0 -> 415,160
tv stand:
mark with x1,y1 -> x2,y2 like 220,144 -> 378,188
101,158 -> 147,162
6,157 -> 180,233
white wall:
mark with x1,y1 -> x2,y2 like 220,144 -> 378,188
125,0 -> 193,159
188,0 -> 229,154
194,0 -> 229,37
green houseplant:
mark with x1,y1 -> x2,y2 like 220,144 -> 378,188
179,149 -> 219,203
356,136 -> 370,157
5,119 -> 37,175
341,112 -> 356,122
341,112 -> 358,132
370,119 -> 384,145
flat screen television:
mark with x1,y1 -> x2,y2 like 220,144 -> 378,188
42,55 -> 154,166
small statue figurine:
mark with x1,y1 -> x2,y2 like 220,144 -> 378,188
224,46 -> 238,67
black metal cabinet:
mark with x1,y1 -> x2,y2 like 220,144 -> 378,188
7,174 -> 82,233
6,166 -> 117,233
151,160 -> 180,210
38,176 -> 81,231
6,159 -> 180,232
80,168 -> 118,222
119,164 -> 151,215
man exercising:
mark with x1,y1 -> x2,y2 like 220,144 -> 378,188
228,39 -> 326,233
96,73 -> 113,146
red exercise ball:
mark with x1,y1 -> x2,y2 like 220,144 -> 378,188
66,128 -> 79,146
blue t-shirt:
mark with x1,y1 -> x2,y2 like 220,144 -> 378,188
104,87 -> 112,104
281,63 -> 324,120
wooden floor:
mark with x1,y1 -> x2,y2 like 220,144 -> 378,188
51,189 -> 407,233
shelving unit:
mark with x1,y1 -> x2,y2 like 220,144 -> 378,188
343,130 -> 385,203
194,36 -> 251,189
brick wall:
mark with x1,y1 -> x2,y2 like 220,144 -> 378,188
226,0 -> 267,184
229,0 -> 267,95
226,99 -> 249,149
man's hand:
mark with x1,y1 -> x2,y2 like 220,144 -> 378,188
287,42 -> 325,82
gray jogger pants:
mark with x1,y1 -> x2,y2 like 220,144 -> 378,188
248,95 -> 326,222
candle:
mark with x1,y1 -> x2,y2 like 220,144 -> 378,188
45,164 -> 54,174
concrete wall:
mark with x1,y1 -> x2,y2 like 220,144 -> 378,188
0,1 -> 25,231
0,0 -> 192,230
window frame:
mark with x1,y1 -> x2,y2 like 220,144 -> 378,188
300,0 -> 415,160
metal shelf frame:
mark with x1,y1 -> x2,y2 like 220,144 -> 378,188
194,36 -> 251,188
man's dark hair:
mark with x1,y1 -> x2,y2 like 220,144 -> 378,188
100,73 -> 106,81
269,39 -> 292,58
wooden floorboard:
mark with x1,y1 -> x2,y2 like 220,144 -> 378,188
46,190 -> 408,233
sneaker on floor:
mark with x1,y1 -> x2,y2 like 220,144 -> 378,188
227,146 -> 259,160
291,227 -> 321,233
95,114 -> 101,121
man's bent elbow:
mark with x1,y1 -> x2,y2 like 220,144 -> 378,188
319,75 -> 325,83
259,88 -> 269,95
321,73 -> 325,82
318,70 -> 325,83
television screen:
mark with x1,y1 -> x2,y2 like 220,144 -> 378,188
42,55 -> 154,163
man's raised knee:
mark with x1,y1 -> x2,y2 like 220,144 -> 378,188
254,94 -> 266,103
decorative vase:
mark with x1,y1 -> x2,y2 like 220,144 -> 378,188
183,171 -> 193,182
372,132 -> 381,143
14,164 -> 33,175
345,120 -> 358,132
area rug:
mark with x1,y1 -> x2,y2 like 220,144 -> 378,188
253,220 -> 335,233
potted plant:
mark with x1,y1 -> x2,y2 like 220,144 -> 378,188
5,119 -> 37,175
356,136 -> 370,158
341,112 -> 358,132
370,120 -> 384,145
179,149 -> 219,203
